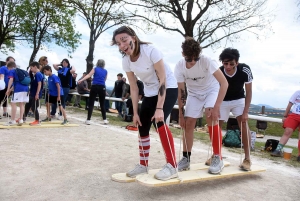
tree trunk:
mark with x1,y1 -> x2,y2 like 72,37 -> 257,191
184,25 -> 194,38
86,37 -> 95,88
29,47 -> 39,66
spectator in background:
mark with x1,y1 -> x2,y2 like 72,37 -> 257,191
110,73 -> 124,117
51,59 -> 76,120
78,59 -> 108,125
23,62 -> 44,126
76,72 -> 90,110
0,56 -> 15,118
66,73 -> 77,106
271,90 -> 300,162
5,61 -> 29,126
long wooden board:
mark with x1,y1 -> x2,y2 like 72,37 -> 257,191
0,123 -> 79,129
111,161 -> 231,183
136,165 -> 266,187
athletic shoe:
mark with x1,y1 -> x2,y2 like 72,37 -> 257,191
41,117 -> 51,122
270,149 -> 282,157
61,119 -> 69,125
3,113 -> 11,117
126,164 -> 147,178
154,163 -> 177,181
50,115 -> 56,119
177,157 -> 190,171
78,104 -> 82,108
208,155 -> 224,174
73,104 -> 78,107
4,120 -> 17,126
205,155 -> 213,166
29,120 -> 40,126
85,120 -> 91,125
17,119 -> 24,126
239,159 -> 251,171
0,115 -> 2,119
103,119 -> 109,125
57,115 -> 62,120
297,156 -> 300,162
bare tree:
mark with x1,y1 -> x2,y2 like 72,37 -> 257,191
65,0 -> 130,73
123,0 -> 273,48
0,0 -> 22,52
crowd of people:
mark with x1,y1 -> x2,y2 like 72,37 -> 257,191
0,25 -> 299,182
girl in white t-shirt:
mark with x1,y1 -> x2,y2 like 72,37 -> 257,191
174,37 -> 228,174
112,26 -> 178,181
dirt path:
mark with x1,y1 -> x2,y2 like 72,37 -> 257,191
0,109 -> 299,201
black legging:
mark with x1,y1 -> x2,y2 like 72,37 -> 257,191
87,85 -> 106,120
139,88 -> 178,137
24,96 -> 40,120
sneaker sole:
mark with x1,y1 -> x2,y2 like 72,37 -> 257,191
126,172 -> 147,178
208,164 -> 224,174
154,173 -> 178,181
239,166 -> 251,171
270,153 -> 282,157
178,166 -> 190,172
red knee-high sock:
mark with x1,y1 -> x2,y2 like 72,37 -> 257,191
298,140 -> 300,156
208,125 -> 222,159
157,125 -> 177,167
139,135 -> 150,166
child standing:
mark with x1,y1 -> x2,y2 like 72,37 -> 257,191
42,65 -> 68,125
5,61 -> 29,126
23,62 -> 44,125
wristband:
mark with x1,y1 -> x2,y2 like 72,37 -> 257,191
156,108 -> 163,110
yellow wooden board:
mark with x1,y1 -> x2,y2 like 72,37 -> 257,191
111,161 -> 231,183
135,165 -> 266,187
0,123 -> 79,129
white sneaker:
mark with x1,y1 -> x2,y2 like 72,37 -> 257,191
57,115 -> 62,120
154,163 -> 177,181
85,120 -> 91,125
103,119 -> 109,124
4,120 -> 17,126
18,119 -> 24,126
126,164 -> 147,178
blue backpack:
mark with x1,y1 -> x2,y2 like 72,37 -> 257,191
15,68 -> 31,86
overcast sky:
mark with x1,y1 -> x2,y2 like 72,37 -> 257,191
1,0 -> 299,108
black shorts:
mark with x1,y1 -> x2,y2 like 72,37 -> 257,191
46,95 -> 64,105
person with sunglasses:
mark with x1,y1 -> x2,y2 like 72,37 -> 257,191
112,26 -> 178,181
218,48 -> 253,171
174,37 -> 228,174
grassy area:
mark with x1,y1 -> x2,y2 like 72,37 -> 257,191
66,104 -> 300,168
196,116 -> 299,138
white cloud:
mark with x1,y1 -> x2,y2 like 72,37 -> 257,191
1,0 -> 299,108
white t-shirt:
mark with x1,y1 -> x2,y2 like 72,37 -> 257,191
289,90 -> 300,114
174,54 -> 219,95
122,44 -> 177,97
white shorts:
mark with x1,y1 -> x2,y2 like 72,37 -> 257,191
185,91 -> 218,118
219,98 -> 245,121
11,92 -> 29,103
0,80 -> 5,90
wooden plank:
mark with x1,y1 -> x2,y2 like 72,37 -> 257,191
111,161 -> 230,183
136,165 -> 266,187
0,123 -> 79,129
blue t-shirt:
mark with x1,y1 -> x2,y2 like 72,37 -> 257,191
48,74 -> 64,96
92,67 -> 107,85
0,66 -> 10,86
8,69 -> 29,93
30,72 -> 44,98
